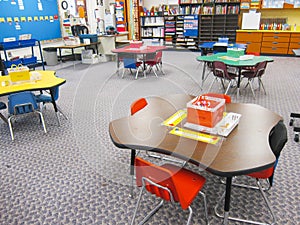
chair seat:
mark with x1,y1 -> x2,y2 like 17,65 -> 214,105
35,94 -> 52,103
161,163 -> 206,210
0,102 -> 7,110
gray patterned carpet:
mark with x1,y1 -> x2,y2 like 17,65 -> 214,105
0,51 -> 299,225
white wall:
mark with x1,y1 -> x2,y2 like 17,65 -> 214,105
141,0 -> 177,10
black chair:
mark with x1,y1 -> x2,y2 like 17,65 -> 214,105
290,113 -> 300,142
0,101 -> 7,123
215,120 -> 288,225
71,25 -> 89,36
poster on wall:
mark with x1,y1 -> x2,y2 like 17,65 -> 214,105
183,15 -> 198,37
0,0 -> 61,41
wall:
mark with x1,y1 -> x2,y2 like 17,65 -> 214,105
141,0 -> 177,10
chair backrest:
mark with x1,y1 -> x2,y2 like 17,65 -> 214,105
247,52 -> 260,56
8,91 -> 38,115
130,98 -> 148,115
135,157 -> 179,203
212,61 -> 232,80
51,86 -> 59,101
255,61 -> 267,77
268,120 -> 288,185
202,93 -> 231,103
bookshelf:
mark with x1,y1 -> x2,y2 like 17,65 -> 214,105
140,16 -> 165,39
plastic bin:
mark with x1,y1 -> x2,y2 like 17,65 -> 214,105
43,47 -> 58,66
79,34 -> 98,44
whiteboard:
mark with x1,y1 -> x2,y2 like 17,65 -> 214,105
242,12 -> 261,30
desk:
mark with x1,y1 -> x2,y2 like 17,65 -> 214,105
0,70 -> 66,116
54,42 -> 101,63
109,94 -> 282,224
196,53 -> 273,97
111,45 -> 167,76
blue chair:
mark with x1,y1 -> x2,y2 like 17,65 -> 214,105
0,101 -> 7,123
8,91 -> 47,141
35,86 -> 68,126
122,54 -> 143,79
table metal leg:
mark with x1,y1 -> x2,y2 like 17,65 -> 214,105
50,88 -> 60,126
201,62 -> 207,87
236,68 -> 242,98
223,177 -> 232,225
130,149 -> 136,198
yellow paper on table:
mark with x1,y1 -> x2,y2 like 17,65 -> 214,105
170,127 -> 220,144
162,109 -> 187,127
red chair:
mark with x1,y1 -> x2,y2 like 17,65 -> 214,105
130,98 -> 148,115
241,61 -> 268,99
202,93 -> 231,103
209,61 -> 238,94
131,157 -> 209,225
145,51 -> 164,77
215,120 -> 288,225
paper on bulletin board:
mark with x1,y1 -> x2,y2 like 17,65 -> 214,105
242,12 -> 261,30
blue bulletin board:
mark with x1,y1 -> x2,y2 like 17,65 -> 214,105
183,15 -> 199,37
0,0 -> 61,41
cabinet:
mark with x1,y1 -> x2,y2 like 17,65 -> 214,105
0,39 -> 45,70
261,32 -> 290,54
236,31 -> 262,52
236,30 -> 300,55
140,16 -> 165,39
288,33 -> 300,55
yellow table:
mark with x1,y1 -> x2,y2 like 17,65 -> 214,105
0,70 -> 66,116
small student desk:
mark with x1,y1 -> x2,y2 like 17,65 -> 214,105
196,53 -> 273,97
109,94 -> 282,225
0,70 -> 66,116
111,45 -> 167,76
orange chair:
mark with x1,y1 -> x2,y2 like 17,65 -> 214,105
215,120 -> 288,225
131,157 -> 209,225
130,98 -> 148,116
202,93 -> 231,103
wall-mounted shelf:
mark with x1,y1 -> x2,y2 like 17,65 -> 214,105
0,39 -> 45,70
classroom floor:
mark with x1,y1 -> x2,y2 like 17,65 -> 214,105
0,51 -> 299,224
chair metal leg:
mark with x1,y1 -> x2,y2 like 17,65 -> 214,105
208,77 -> 217,92
0,113 -> 8,124
36,111 -> 47,133
224,80 -> 233,95
145,151 -> 185,166
248,79 -> 256,99
199,191 -> 209,225
258,77 -> 267,95
131,186 -> 145,225
214,179 -> 276,225
139,200 -> 164,225
187,206 -> 193,225
57,105 -> 68,120
8,117 -> 14,141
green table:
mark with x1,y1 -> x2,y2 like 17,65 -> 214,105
196,53 -> 273,97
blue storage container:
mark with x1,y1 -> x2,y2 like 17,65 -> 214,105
4,59 -> 23,68
79,34 -> 98,44
22,56 -> 37,65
